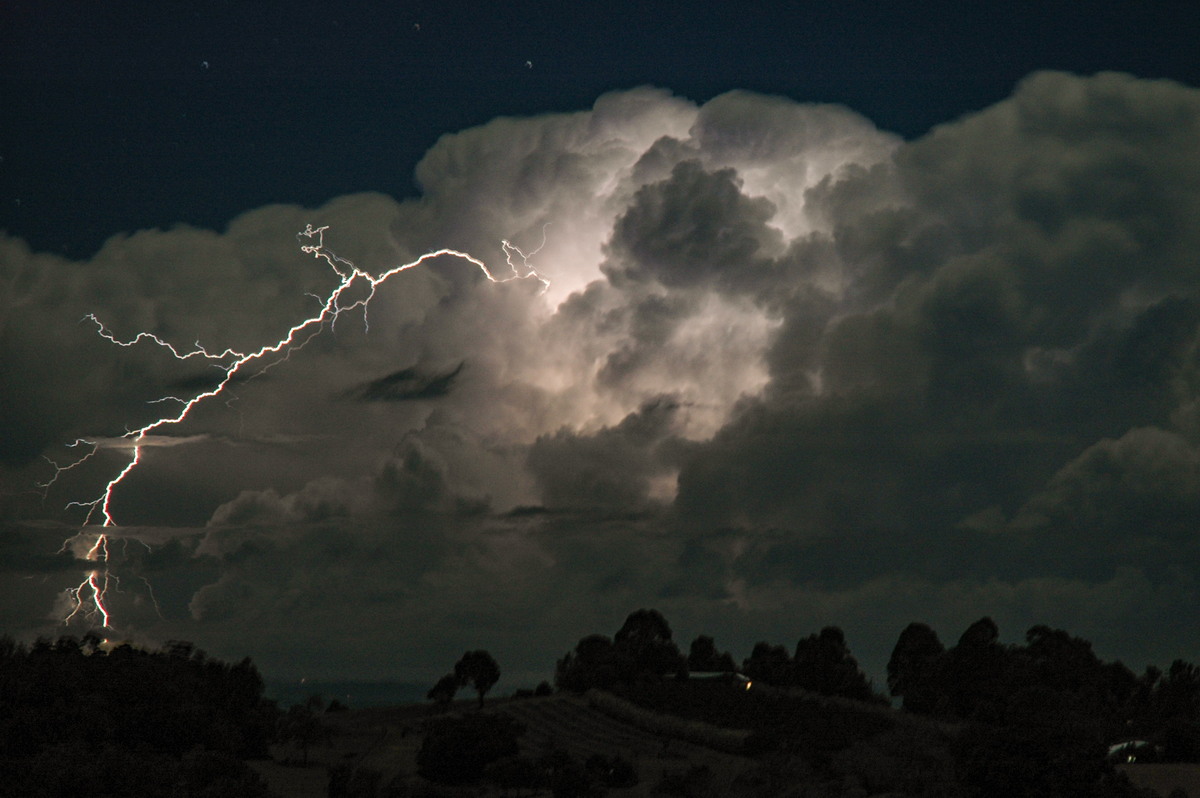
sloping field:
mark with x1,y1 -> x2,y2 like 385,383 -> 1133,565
250,695 -> 1196,797
252,694 -> 755,797
250,703 -> 430,797
502,693 -> 749,759
502,693 -> 673,760
501,693 -> 755,794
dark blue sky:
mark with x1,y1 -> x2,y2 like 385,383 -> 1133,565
3,0 -> 1199,257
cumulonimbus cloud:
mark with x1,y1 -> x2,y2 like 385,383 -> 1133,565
3,71 -> 1199,683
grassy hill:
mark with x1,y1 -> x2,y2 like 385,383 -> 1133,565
252,683 -> 1198,797
255,693 -> 753,797
252,683 -> 962,797
7,628 -> 1195,796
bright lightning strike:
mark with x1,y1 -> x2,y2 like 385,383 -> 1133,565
46,226 -> 549,629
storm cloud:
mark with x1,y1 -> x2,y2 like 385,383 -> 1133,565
3,71 -> 1199,684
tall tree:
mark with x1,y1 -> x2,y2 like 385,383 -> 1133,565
887,622 -> 946,713
455,650 -> 501,707
742,641 -> 793,685
688,635 -> 736,672
555,634 -> 618,692
793,626 -> 879,701
615,608 -> 673,646
944,617 -> 1010,719
613,608 -> 685,679
427,673 -> 459,708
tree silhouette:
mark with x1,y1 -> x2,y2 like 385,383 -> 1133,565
793,626 -> 880,701
556,610 -> 687,691
887,622 -> 946,713
556,634 -> 618,691
427,672 -> 459,708
455,650 -> 501,707
0,636 -> 277,794
742,641 -> 792,685
613,608 -> 686,679
688,635 -> 736,672
615,608 -> 673,645
1158,659 -> 1200,720
943,616 -> 1010,719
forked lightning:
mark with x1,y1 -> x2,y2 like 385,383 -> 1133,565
47,226 -> 548,628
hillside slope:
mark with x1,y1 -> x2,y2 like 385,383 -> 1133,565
253,693 -> 756,797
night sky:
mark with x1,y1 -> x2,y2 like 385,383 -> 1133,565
3,1 -> 1200,690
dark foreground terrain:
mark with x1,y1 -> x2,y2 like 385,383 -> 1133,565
257,690 -> 1199,798
5,614 -> 1199,796
257,692 -> 753,797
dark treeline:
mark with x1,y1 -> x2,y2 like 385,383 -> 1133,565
555,608 -> 881,703
888,617 -> 1200,793
551,609 -> 1199,797
4,611 -> 1198,797
889,618 -> 1200,755
0,634 -> 276,797
554,608 -> 1200,765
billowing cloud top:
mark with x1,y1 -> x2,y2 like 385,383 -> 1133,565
2,72 -> 1198,684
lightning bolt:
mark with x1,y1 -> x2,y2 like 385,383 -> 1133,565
46,225 -> 548,629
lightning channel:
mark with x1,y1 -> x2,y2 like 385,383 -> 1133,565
48,225 -> 548,629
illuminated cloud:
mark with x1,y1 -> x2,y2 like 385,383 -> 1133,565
2,72 -> 1200,683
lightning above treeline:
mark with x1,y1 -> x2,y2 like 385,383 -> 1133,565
5,73 -> 1199,689
44,225 -> 549,630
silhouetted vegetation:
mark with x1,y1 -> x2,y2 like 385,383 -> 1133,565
552,609 -> 1193,796
555,608 -> 688,691
0,634 -> 275,797
7,611 -> 1195,796
425,649 -> 502,710
881,616 -> 1200,796
886,617 -> 1200,759
742,625 -> 885,703
426,672 -> 459,708
887,621 -> 946,714
512,679 -> 555,699
558,611 -> 883,705
455,648 -> 501,707
687,633 -> 736,672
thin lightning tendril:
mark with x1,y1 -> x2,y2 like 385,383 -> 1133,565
45,225 -> 549,629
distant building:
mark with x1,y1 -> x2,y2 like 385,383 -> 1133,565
687,671 -> 753,690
